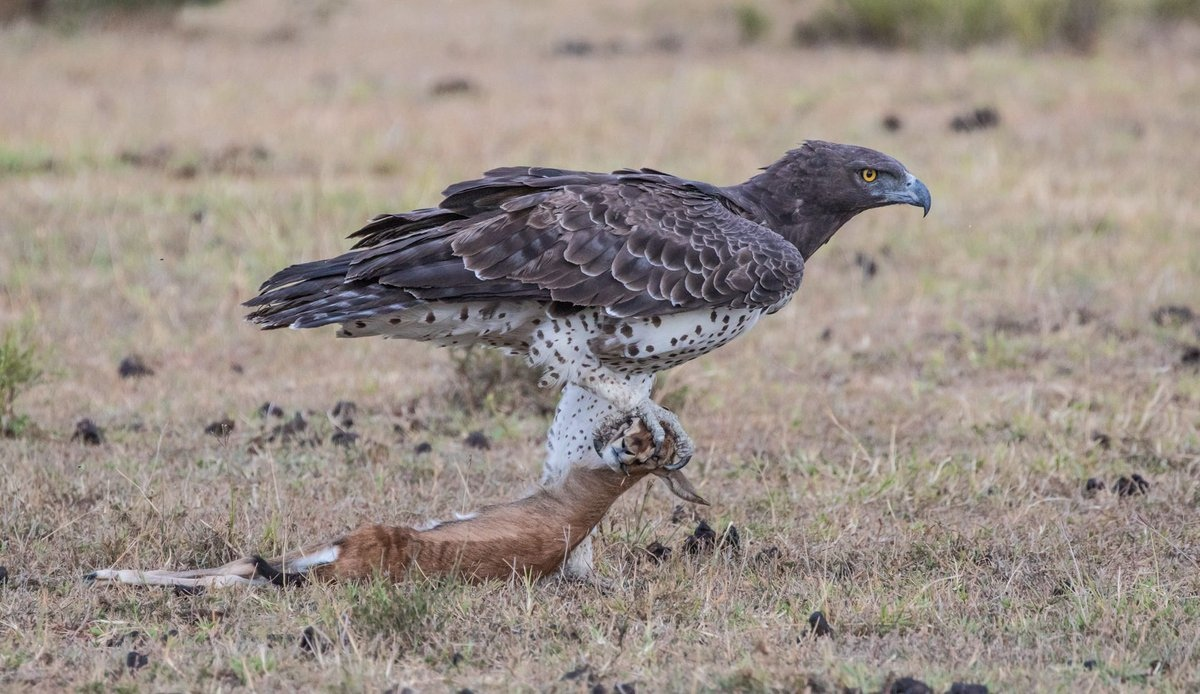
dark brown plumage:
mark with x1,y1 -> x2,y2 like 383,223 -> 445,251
245,141 -> 929,329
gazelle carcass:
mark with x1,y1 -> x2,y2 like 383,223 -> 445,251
87,417 -> 704,589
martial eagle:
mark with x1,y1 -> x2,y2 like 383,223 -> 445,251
245,141 -> 931,471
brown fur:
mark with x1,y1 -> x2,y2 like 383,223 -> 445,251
88,418 -> 705,588
317,465 -> 647,581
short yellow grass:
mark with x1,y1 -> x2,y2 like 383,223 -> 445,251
1,1 -> 1197,691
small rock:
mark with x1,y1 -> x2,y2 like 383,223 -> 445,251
1115,474 -> 1149,497
72,419 -> 104,446
413,441 -> 432,454
125,650 -> 148,671
1083,659 -> 1098,670
257,402 -> 285,418
204,418 -> 235,438
682,520 -> 717,555
948,684 -> 989,694
464,430 -> 491,449
1151,305 -> 1193,327
1181,346 -> 1200,366
643,541 -> 671,564
1084,478 -> 1105,496
118,355 -> 154,379
806,610 -> 833,638
882,114 -> 902,132
886,676 -> 932,694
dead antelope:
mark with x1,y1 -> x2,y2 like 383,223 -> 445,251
87,418 -> 705,589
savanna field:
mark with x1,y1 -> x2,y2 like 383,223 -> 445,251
1,0 -> 1199,691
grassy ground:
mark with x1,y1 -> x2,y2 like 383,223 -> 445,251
2,1 -> 1199,691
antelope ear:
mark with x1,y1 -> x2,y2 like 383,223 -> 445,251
660,470 -> 709,506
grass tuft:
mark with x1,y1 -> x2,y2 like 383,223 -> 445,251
0,324 -> 44,437
794,0 -> 1111,52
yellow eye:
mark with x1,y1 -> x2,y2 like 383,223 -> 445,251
861,168 -> 877,182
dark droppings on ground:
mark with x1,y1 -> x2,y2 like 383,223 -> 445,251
1181,346 -> 1200,366
1115,474 -> 1150,497
643,541 -> 671,564
807,610 -> 833,638
257,401 -> 285,418
72,418 -> 104,445
949,106 -> 1000,133
1084,477 -> 1106,496
753,546 -> 782,566
118,354 -> 154,379
882,113 -> 902,131
464,430 -> 491,449
204,418 -> 235,437
0,566 -> 7,585
682,520 -> 717,555
413,441 -> 433,454
299,626 -> 329,655
885,675 -> 933,694
947,684 -> 990,694
331,430 -> 358,447
125,651 -> 149,672
331,400 -> 357,427
670,503 -> 699,524
854,251 -> 879,280
430,77 -> 476,96
1151,304 -> 1194,327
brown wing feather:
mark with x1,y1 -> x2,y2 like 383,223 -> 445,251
246,168 -> 804,328
451,181 -> 804,317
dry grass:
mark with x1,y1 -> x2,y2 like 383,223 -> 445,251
1,0 -> 1199,691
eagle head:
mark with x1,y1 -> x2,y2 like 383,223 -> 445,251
792,140 -> 931,217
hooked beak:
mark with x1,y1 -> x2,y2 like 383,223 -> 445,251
903,172 -> 931,217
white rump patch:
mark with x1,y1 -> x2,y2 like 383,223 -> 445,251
287,545 -> 340,572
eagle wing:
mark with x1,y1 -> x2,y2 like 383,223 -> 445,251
247,168 -> 804,326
